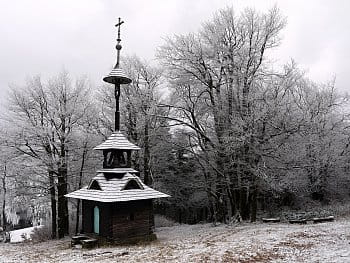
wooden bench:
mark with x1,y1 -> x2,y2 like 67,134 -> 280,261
262,217 -> 280,223
288,219 -> 307,224
71,235 -> 98,249
71,235 -> 89,247
312,216 -> 334,224
81,239 -> 98,249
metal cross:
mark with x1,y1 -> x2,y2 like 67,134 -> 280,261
115,17 -> 124,43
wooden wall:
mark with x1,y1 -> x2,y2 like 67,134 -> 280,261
82,200 -> 93,233
111,199 -> 154,239
82,199 -> 155,241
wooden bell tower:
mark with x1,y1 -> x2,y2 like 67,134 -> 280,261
66,18 -> 169,244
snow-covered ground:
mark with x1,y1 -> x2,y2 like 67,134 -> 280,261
1,219 -> 350,262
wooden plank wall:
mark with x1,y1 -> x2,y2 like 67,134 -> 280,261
82,199 -> 155,241
112,200 -> 153,239
82,200 -> 93,233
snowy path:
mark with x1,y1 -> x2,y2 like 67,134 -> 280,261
0,219 -> 350,262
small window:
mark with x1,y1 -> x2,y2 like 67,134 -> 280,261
116,151 -> 127,167
106,151 -> 113,167
104,172 -> 125,180
103,150 -> 128,168
89,180 -> 101,190
122,179 -> 143,190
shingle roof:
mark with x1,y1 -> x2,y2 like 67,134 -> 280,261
94,131 -> 140,150
103,67 -> 132,85
65,173 -> 169,202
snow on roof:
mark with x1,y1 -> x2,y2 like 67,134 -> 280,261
94,131 -> 140,150
65,173 -> 169,202
103,67 -> 132,85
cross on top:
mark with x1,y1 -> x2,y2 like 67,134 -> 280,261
115,17 -> 124,43
114,18 -> 125,67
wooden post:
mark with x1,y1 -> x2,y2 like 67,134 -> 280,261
115,83 -> 121,131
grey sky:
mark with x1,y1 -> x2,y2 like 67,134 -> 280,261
1,0 -> 349,105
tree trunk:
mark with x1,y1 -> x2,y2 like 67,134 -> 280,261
210,85 -> 229,223
75,142 -> 88,234
1,163 -> 6,228
143,119 -> 151,186
48,170 -> 57,239
57,163 -> 69,238
57,137 -> 69,238
250,184 -> 258,222
57,110 -> 69,238
240,186 -> 250,220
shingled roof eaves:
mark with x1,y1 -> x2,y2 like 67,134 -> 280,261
65,173 -> 170,202
103,68 -> 132,85
94,131 -> 140,150
65,188 -> 169,202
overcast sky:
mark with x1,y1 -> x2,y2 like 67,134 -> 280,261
1,0 -> 349,105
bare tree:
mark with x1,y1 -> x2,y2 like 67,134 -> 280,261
4,71 -> 92,238
158,6 -> 286,222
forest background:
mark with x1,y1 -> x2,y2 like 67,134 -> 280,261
1,6 -> 350,238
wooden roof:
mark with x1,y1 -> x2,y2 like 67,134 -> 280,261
65,173 -> 169,202
94,131 -> 140,150
103,67 -> 132,85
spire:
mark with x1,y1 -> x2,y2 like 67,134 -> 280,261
103,18 -> 132,85
115,17 -> 123,68
103,18 -> 132,131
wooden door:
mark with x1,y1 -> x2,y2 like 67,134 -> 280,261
93,206 -> 99,234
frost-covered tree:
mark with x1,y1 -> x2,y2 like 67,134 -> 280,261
4,71 -> 93,238
158,6 -> 286,222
